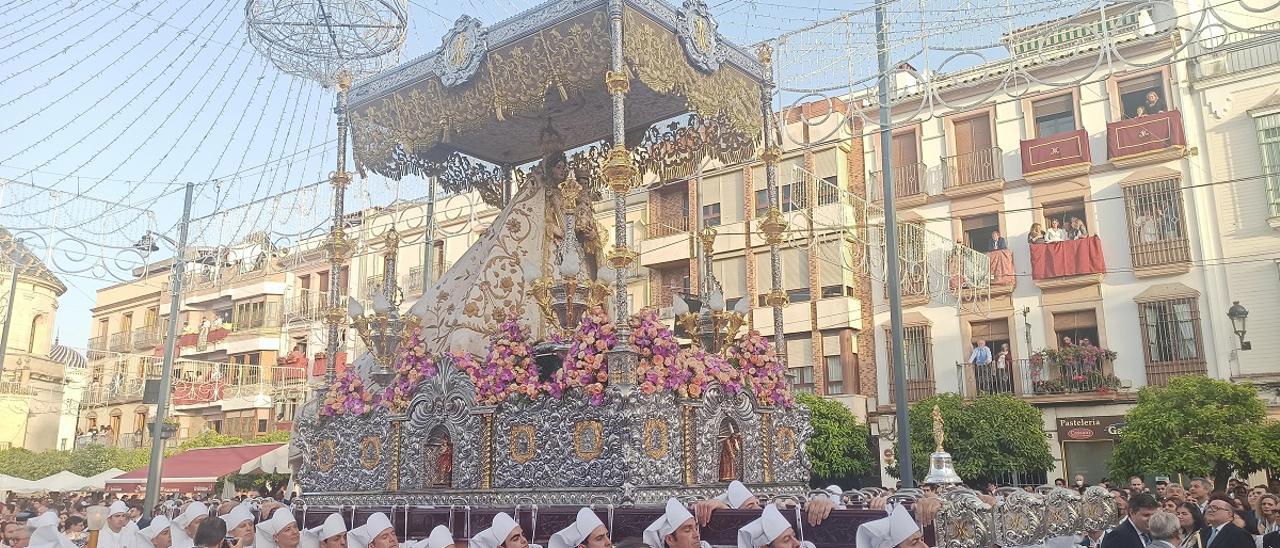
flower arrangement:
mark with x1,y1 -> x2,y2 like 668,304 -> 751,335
675,348 -> 740,399
727,330 -> 795,408
552,305 -> 617,405
452,313 -> 546,405
629,308 -> 688,396
382,326 -> 440,412
321,367 -> 378,417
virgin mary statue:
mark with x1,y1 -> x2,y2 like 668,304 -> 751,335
406,150 -> 603,355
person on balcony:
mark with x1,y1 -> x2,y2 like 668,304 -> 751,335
988,230 -> 1007,251
1069,217 -> 1090,240
1029,223 -> 1047,244
968,339 -> 993,392
1136,208 -> 1162,244
1140,90 -> 1166,117
1045,218 -> 1067,242
995,343 -> 1013,390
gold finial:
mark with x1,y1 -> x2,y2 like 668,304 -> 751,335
336,70 -> 354,92
558,169 -> 581,207
700,226 -> 717,255
931,404 -> 945,453
383,227 -> 401,252
756,43 -> 773,66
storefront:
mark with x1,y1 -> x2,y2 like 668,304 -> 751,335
1057,415 -> 1125,485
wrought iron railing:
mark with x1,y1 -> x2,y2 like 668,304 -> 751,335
1022,353 -> 1120,395
943,147 -> 1003,188
108,332 -> 131,352
868,163 -> 927,201
132,325 -> 161,350
1191,21 -> 1280,80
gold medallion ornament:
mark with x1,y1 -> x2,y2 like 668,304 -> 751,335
642,418 -> 670,460
775,426 -> 798,461
573,421 -> 604,461
315,439 -> 337,472
509,424 -> 536,464
359,436 -> 382,470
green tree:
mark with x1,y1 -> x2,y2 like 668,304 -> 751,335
1110,376 -> 1280,487
0,448 -> 69,480
888,393 -> 1053,485
798,393 -> 875,487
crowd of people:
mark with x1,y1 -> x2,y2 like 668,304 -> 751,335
3,475 -> 1278,548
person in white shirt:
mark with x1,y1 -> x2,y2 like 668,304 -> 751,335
254,509 -> 299,548
693,481 -> 761,526
221,507 -> 256,548
345,514 -> 396,548
170,502 -> 210,548
1045,218 -> 1067,242
299,514 -> 346,548
855,505 -> 925,548
26,526 -> 74,548
136,516 -> 172,548
407,527 -> 454,548
469,512 -> 538,548
737,505 -> 814,548
643,499 -> 708,548
548,508 -> 609,548
100,501 -> 141,548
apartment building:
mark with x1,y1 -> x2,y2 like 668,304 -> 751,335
81,234 -> 313,447
1185,11 -> 1280,404
860,1 -> 1264,484
0,228 -> 85,451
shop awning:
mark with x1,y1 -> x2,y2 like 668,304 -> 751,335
104,443 -> 285,495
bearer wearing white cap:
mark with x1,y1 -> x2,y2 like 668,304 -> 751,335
736,506 -> 813,548
221,505 -> 257,548
170,502 -> 210,548
27,526 -> 75,548
853,505 -> 926,548
642,499 -> 708,548
254,509 -> 300,548
100,500 -> 141,548
407,526 -> 454,548
468,513 -> 538,548
24,512 -> 59,532
136,516 -> 173,548
346,513 -> 397,548
694,481 -> 762,526
548,508 -> 609,548
299,513 -> 347,548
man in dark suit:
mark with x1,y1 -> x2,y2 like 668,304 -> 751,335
1103,494 -> 1160,548
1200,496 -> 1255,548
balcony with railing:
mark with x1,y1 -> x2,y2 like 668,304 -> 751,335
88,335 -> 107,352
1107,110 -> 1187,167
962,359 -> 1020,397
942,147 -> 1004,198
1029,236 -> 1107,288
1022,347 -> 1124,400
285,288 -> 348,324
0,381 -> 36,396
1191,21 -> 1280,81
402,266 -> 424,296
108,332 -> 131,352
1021,129 -> 1092,183
229,303 -> 283,337
132,325 -> 161,351
868,163 -> 928,207
171,363 -> 309,406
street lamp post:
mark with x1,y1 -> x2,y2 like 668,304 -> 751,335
144,182 -> 195,513
1227,301 -> 1250,351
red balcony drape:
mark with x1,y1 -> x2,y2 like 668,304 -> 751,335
1030,237 -> 1106,279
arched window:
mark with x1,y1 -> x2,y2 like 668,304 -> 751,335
28,314 -> 45,353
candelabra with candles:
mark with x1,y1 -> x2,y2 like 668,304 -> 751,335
529,170 -> 614,336
347,228 -> 419,385
672,227 -> 750,354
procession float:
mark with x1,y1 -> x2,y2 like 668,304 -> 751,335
283,0 -> 1119,545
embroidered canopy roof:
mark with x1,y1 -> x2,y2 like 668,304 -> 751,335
349,0 -> 766,186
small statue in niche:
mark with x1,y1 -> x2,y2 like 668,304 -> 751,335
424,426 -> 453,488
717,418 -> 743,482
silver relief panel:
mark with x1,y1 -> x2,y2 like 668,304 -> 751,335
694,382 -> 764,485
396,363 -> 482,490
491,395 -> 628,489
770,404 -> 813,484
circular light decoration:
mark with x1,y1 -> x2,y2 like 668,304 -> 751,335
245,0 -> 410,85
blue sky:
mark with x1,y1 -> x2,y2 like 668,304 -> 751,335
0,0 -> 1089,348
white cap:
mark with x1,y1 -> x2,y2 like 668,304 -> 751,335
643,499 -> 695,548
736,506 -> 792,548
469,513 -> 520,548
255,509 -> 298,548
348,513 -> 394,548
854,505 -> 919,548
300,513 -> 347,548
136,516 -> 172,548
29,525 -> 75,548
407,526 -> 454,548
26,511 -> 60,531
174,502 -> 210,530
715,481 -> 756,509
548,508 -> 605,548
221,505 -> 256,530
109,501 -> 130,517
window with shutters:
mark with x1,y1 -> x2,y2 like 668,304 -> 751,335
786,335 -> 815,394
887,324 -> 934,402
755,249 -> 810,306
1254,112 -> 1280,219
700,172 -> 743,226
1031,94 -> 1078,137
815,237 -> 853,298
712,257 -> 747,311
1122,176 -> 1191,272
1137,295 -> 1207,386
